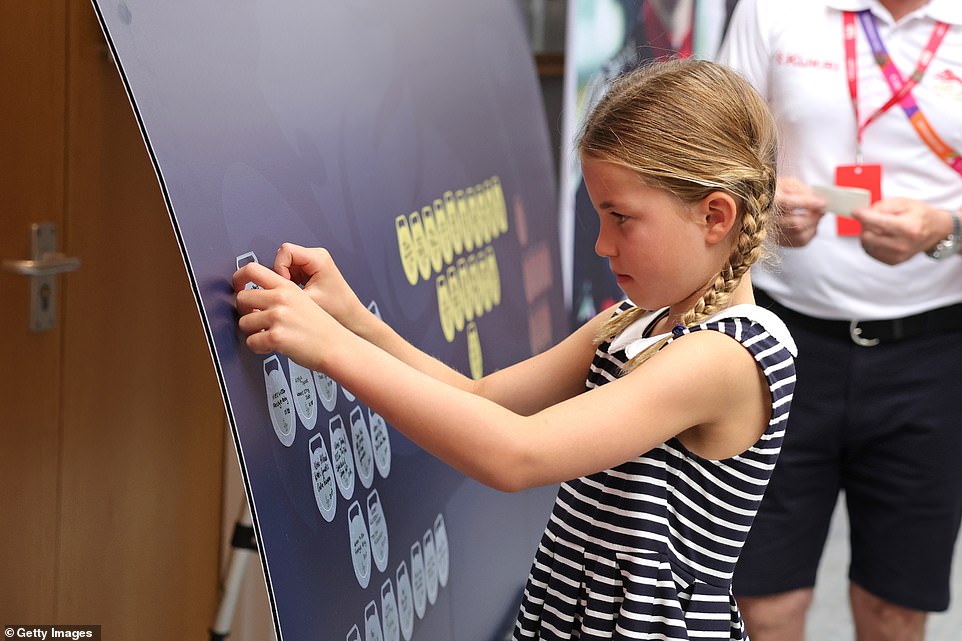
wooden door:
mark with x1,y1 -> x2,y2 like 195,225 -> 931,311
1,3 -> 228,637
0,0 -> 66,622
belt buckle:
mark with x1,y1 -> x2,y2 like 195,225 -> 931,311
849,320 -> 880,347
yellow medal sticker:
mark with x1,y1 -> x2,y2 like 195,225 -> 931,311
395,214 -> 419,286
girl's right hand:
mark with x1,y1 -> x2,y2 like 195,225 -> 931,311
774,176 -> 826,247
272,243 -> 369,333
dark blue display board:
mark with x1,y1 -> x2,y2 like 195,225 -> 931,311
91,1 -> 565,640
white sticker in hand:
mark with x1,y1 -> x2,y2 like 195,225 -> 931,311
329,415 -> 355,500
349,500 -> 372,589
236,251 -> 262,290
264,356 -> 295,447
309,434 -> 336,522
350,406 -> 375,489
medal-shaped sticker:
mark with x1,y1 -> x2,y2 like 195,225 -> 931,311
446,265 -> 465,333
467,322 -> 483,380
457,258 -> 473,323
455,189 -> 474,253
369,409 -> 392,479
434,514 -> 450,587
395,562 -> 414,641
408,210 -> 431,282
410,541 -> 427,619
313,370 -> 338,412
421,205 -> 443,275
380,579 -> 401,641
235,251 -> 262,290
349,500 -> 372,589
346,625 -> 361,641
264,356 -> 295,447
329,415 -> 356,500
436,274 -> 455,343
443,191 -> 464,256
492,176 -> 508,235
479,180 -> 494,245
350,406 -> 375,489
487,246 -> 501,307
395,214 -> 419,286
467,253 -> 484,319
309,434 -> 336,522
423,529 -> 439,606
367,489 -> 389,573
433,198 -> 454,265
288,359 -> 318,430
364,601 -> 384,641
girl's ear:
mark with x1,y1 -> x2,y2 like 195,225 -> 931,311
700,191 -> 739,245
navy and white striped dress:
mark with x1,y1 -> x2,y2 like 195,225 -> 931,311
514,302 -> 797,641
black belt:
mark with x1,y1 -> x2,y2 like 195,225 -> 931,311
755,290 -> 962,346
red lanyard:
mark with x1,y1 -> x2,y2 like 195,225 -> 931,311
843,10 -> 950,164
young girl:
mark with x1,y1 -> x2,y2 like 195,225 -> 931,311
233,58 -> 796,641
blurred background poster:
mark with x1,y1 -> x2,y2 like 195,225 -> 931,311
560,0 -> 737,327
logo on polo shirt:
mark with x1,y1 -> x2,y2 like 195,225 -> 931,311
774,50 -> 839,71
934,68 -> 962,100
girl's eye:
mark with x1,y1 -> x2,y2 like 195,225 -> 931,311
611,212 -> 627,224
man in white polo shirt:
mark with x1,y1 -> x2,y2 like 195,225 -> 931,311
719,1 -> 962,640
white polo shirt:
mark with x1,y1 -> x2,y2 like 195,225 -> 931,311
719,0 -> 962,320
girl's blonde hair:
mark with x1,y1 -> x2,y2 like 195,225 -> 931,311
579,58 -> 778,371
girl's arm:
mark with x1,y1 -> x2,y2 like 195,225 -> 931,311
235,264 -> 769,492
236,249 -> 607,415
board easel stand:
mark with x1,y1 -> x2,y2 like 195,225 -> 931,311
210,500 -> 258,641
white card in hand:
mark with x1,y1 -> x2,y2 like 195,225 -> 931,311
811,185 -> 872,217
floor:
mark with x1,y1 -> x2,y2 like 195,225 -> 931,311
807,496 -> 962,640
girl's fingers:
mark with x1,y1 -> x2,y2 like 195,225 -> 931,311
237,308 -> 272,336
232,262 -> 288,292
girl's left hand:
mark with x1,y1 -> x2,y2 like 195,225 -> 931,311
233,262 -> 346,371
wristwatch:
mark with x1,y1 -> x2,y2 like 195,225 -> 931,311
926,210 -> 961,260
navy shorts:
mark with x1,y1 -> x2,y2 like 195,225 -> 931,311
733,297 -> 962,612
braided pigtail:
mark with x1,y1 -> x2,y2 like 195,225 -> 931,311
581,59 -> 779,374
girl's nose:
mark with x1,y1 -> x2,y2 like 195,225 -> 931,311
594,230 -> 615,258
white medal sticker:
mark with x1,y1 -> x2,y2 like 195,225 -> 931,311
421,205 -> 443,275
369,409 -> 391,478
263,356 -> 295,447
288,359 -> 318,430
409,210 -> 431,282
347,624 -> 361,641
487,246 -> 501,306
350,406 -> 375,489
493,176 -> 509,234
437,274 -> 455,343
395,562 -> 414,641
309,434 -> 336,522
410,541 -> 427,619
313,370 -> 338,412
446,265 -> 465,333
367,299 -> 382,320
422,529 -> 438,605
349,500 -> 372,589
367,490 -> 390,573
380,579 -> 401,641
329,415 -> 356,500
235,251 -> 262,290
364,601 -> 384,641
443,191 -> 464,256
433,514 -> 450,587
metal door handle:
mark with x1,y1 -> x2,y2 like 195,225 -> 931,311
3,252 -> 81,277
4,223 -> 80,331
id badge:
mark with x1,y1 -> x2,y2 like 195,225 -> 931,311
835,164 -> 882,235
